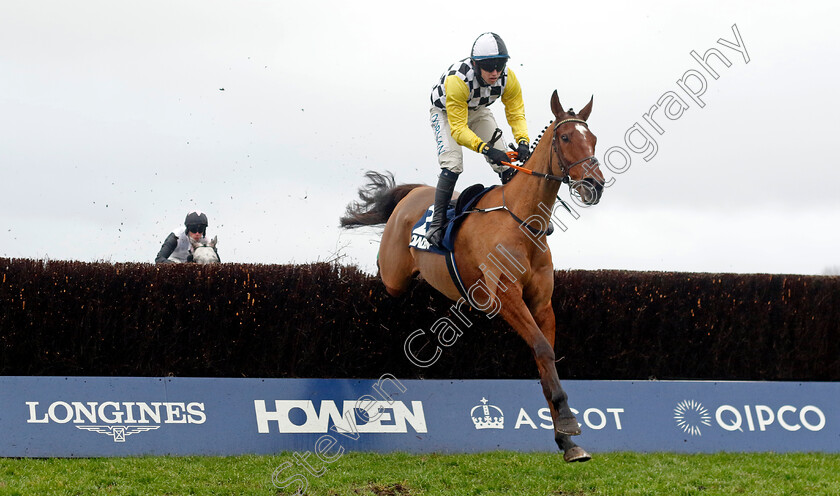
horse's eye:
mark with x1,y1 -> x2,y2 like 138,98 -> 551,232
561,135 -> 570,142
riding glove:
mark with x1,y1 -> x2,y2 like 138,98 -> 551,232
482,145 -> 509,166
516,140 -> 530,163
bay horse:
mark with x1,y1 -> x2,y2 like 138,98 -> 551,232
341,91 -> 605,462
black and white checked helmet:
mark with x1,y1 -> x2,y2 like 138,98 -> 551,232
471,32 -> 509,61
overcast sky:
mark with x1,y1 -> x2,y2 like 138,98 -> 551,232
2,1 -> 838,275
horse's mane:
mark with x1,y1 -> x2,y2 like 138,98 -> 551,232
529,120 -> 554,155
530,106 -> 578,153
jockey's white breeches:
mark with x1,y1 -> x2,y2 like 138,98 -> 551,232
429,106 -> 509,175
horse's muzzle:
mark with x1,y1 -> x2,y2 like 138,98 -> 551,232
577,178 -> 603,205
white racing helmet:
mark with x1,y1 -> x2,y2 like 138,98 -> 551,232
471,32 -> 510,61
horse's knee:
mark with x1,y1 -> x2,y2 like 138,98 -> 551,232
533,340 -> 555,364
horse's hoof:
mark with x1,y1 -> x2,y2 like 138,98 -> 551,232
555,417 -> 581,436
563,446 -> 591,463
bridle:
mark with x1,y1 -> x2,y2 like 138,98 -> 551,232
497,118 -> 599,189
548,118 -> 600,185
474,118 -> 601,236
482,117 -> 601,230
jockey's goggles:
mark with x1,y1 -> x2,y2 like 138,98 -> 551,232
187,224 -> 206,234
475,58 -> 507,73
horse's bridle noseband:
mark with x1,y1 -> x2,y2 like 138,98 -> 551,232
479,118 -> 601,234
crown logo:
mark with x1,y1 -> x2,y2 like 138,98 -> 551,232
470,397 -> 504,430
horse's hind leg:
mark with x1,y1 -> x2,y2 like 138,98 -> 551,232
379,253 -> 416,297
377,216 -> 419,297
381,266 -> 416,297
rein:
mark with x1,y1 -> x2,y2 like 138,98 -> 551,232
473,118 -> 600,236
500,118 -> 598,184
465,188 -> 552,237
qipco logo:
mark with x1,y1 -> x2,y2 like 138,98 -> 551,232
715,404 -> 826,432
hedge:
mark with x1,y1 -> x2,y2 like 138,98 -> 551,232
1,258 -> 837,380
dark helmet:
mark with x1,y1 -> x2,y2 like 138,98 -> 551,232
184,210 -> 208,234
470,32 -> 510,61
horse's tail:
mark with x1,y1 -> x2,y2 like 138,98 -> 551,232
340,171 -> 424,228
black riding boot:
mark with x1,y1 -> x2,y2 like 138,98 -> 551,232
426,169 -> 459,248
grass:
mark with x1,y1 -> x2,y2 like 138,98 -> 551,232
0,451 -> 838,495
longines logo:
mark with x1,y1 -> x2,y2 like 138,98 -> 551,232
26,401 -> 206,443
470,397 -> 504,430
674,399 -> 712,436
75,425 -> 160,442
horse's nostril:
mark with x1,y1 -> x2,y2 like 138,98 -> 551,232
584,177 -> 603,193
581,178 -> 603,205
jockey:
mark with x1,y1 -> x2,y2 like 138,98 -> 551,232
426,32 -> 530,248
155,211 -> 218,264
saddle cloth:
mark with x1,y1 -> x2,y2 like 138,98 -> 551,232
407,183 -> 497,301
409,184 -> 497,255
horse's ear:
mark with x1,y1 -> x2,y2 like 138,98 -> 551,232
210,236 -> 218,248
550,90 -> 564,119
578,95 -> 594,121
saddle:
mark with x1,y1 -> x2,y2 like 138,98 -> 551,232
407,183 -> 496,301
409,184 -> 496,255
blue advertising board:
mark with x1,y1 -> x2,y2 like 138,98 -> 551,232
0,376 -> 837,457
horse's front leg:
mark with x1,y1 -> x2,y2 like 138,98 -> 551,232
531,301 -> 591,462
496,287 -> 580,436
